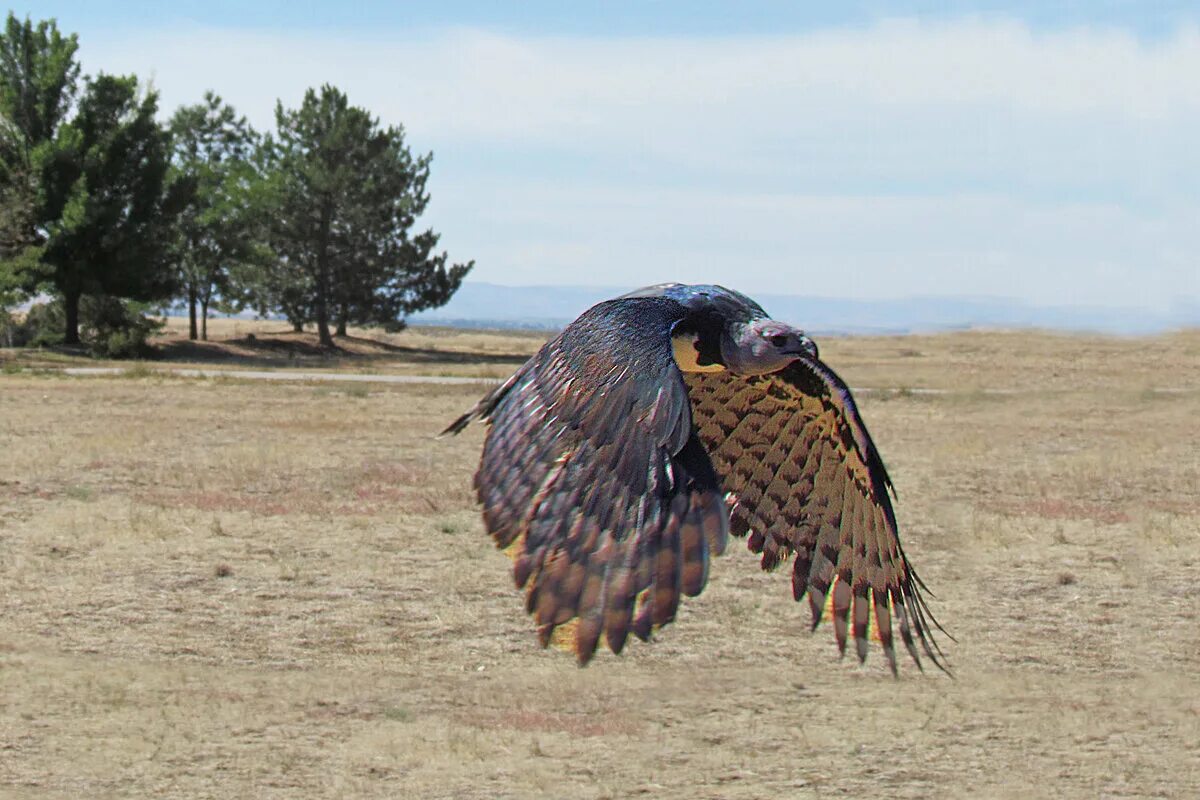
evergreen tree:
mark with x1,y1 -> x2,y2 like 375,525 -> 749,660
39,73 -> 180,343
0,13 -> 78,147
0,13 -> 79,302
261,85 -> 471,346
0,113 -> 37,303
169,91 -> 264,340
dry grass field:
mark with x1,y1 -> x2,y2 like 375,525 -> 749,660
2,327 -> 1199,798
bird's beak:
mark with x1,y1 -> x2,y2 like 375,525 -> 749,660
791,334 -> 819,360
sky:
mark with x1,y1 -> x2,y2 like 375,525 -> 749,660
13,1 -> 1200,317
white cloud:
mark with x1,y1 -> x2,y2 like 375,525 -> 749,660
77,19 -> 1200,312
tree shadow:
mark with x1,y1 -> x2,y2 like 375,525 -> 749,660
152,330 -> 532,368
332,333 -> 529,364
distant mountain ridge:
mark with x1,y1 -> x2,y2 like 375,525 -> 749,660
410,282 -> 1197,335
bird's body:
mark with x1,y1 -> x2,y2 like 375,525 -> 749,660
445,284 -> 947,674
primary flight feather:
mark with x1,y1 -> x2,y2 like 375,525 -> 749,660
444,283 -> 948,674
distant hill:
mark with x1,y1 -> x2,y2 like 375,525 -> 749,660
27,281 -> 1190,335
410,282 -> 1196,335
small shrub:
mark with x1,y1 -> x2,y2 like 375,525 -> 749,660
64,485 -> 94,502
381,707 -> 412,722
121,363 -> 156,379
7,302 -> 66,347
0,310 -> 15,347
80,296 -> 163,359
3,296 -> 162,357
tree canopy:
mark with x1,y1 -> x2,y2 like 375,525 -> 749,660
169,91 -> 264,340
0,13 -> 78,147
38,73 -> 180,343
258,85 -> 472,346
0,13 -> 79,304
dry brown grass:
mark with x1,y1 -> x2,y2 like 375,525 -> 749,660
1,329 -> 1198,799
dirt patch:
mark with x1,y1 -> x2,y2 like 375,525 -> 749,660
985,497 -> 1133,524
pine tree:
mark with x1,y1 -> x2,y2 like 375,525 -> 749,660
0,114 -> 37,301
169,91 -> 263,340
38,74 -> 180,343
0,13 -> 79,303
259,85 -> 471,346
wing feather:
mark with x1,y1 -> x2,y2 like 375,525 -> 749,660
685,355 -> 948,674
446,296 -> 729,664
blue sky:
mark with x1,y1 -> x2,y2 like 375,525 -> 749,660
20,1 -> 1200,38
13,2 -> 1200,316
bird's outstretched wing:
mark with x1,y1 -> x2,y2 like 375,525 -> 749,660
684,357 -> 949,674
445,297 -> 729,664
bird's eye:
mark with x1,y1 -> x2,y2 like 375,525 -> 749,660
768,334 -> 788,347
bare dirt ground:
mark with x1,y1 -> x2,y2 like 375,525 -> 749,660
2,329 -> 1198,798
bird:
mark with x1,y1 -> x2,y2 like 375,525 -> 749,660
444,283 -> 948,675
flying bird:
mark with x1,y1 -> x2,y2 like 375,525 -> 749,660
444,284 -> 947,674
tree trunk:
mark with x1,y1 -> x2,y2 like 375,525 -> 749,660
316,313 -> 333,347
315,272 -> 333,345
200,297 -> 209,341
292,320 -> 303,333
63,290 -> 81,345
336,316 -> 347,337
315,258 -> 332,344
188,288 -> 198,340
315,202 -> 334,348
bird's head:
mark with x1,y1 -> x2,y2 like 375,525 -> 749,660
720,318 -> 818,375
658,284 -> 818,376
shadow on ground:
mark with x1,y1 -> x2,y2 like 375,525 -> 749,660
152,330 -> 533,368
